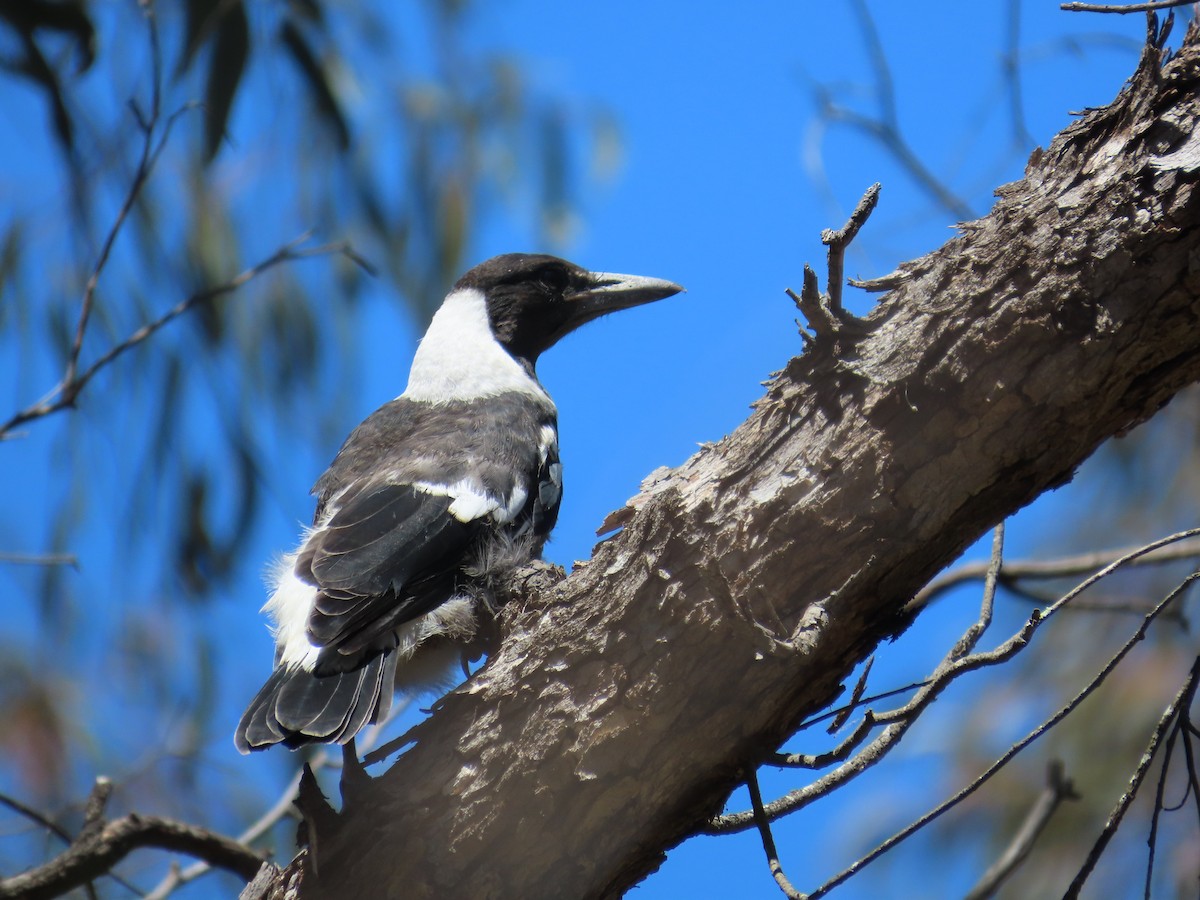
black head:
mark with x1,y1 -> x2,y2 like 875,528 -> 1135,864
454,253 -> 683,365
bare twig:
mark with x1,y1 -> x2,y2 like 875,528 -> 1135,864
0,785 -> 139,900
964,759 -> 1079,900
908,534 -> 1200,615
0,793 -> 74,848
820,183 -> 881,316
708,529 -> 1199,900
747,770 -> 804,900
1144,679 -> 1187,900
800,572 -> 1198,899
1,235 -> 361,439
708,525 -> 1010,832
0,811 -> 265,900
1061,0 -> 1194,12
814,0 -> 976,222
715,530 -> 1200,833
1064,656 -> 1200,899
77,778 -> 113,845
790,184 -> 879,345
0,552 -> 78,567
1003,0 -> 1036,149
769,711 -> 876,771
827,657 -> 873,734
62,3 -> 162,394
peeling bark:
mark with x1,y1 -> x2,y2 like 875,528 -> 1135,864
267,21 -> 1200,900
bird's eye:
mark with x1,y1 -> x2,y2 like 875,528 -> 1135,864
539,265 -> 569,293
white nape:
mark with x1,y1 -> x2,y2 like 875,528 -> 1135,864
404,287 -> 551,403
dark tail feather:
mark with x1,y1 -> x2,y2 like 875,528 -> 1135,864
234,650 -> 397,753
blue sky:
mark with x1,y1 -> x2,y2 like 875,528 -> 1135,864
0,1 -> 1179,897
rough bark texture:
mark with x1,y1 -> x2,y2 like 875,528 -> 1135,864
268,22 -> 1200,900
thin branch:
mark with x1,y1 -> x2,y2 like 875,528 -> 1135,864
818,102 -> 976,221
0,793 -> 74,848
1003,0 -> 1036,149
1,235 -> 362,439
62,2 -> 161,393
1061,0 -> 1194,12
747,770 -> 804,900
791,184 -> 880,344
950,522 -> 1005,660
0,784 -> 140,899
908,533 -> 1200,615
1144,689 -> 1185,899
0,811 -> 266,900
850,0 -> 897,129
792,680 -> 929,733
0,552 -> 79,568
1064,655 -> 1200,899
964,759 -> 1079,900
709,525 -> 1009,831
1180,713 -> 1200,829
713,530 -> 1200,834
770,712 -> 877,770
826,656 -> 873,734
801,572 -> 1198,899
820,183 -> 881,315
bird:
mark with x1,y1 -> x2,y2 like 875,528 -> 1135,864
235,253 -> 682,752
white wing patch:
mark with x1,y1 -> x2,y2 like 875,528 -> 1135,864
412,478 -> 529,524
262,469 -> 527,672
404,287 -> 550,404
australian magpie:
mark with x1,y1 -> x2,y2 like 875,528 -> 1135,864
235,253 -> 682,752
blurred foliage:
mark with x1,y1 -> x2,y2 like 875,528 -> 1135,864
0,0 -> 604,872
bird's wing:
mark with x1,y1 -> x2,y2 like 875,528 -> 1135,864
295,481 -> 484,659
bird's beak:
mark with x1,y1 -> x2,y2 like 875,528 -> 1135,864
568,271 -> 684,324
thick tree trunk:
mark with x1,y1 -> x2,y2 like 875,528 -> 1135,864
259,20 -> 1200,900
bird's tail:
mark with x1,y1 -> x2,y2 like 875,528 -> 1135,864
235,649 -> 399,753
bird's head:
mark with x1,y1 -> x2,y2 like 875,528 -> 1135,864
456,253 -> 683,365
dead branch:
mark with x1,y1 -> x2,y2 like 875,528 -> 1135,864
802,572 -> 1198,899
0,777 -> 266,900
1062,1 -> 1195,12
964,760 -> 1079,900
908,536 -> 1200,614
1064,655 -> 1200,898
256,23 -> 1200,898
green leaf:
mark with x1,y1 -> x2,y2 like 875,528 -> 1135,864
278,18 -> 350,150
0,0 -> 95,72
203,0 -> 250,163
176,0 -> 223,77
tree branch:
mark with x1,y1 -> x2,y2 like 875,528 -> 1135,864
0,236 -> 365,440
801,572 -> 1197,899
1061,1 -> 1195,12
256,21 -> 1200,898
1064,655 -> 1200,898
907,536 -> 1200,613
0,778 -> 266,900
747,769 -> 803,900
964,760 -> 1079,900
